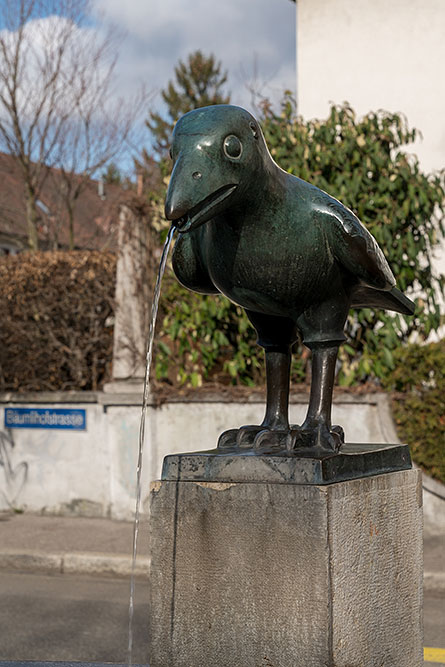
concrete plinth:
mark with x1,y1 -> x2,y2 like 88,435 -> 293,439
148,468 -> 423,667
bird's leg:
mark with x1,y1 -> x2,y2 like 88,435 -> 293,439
262,348 -> 291,430
289,343 -> 344,456
218,311 -> 297,452
238,348 -> 292,450
302,343 -> 337,429
218,347 -> 292,451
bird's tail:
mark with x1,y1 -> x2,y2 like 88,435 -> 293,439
351,286 -> 415,315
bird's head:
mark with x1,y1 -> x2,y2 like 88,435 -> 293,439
165,105 -> 270,233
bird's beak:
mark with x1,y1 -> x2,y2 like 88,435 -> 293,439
165,157 -> 237,233
164,158 -> 193,230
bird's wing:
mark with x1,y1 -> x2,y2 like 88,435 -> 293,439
315,194 -> 396,290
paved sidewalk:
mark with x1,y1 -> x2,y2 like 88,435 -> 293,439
0,511 -> 444,589
424,528 -> 445,593
0,512 -> 149,579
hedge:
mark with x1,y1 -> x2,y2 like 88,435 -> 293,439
0,251 -> 116,392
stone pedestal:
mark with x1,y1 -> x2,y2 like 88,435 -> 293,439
148,468 -> 423,667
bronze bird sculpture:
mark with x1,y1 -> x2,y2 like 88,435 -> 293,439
165,105 -> 415,458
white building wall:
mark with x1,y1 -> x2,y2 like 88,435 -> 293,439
297,0 -> 445,273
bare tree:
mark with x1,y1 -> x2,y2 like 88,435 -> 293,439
0,0 -> 146,250
50,57 -> 148,250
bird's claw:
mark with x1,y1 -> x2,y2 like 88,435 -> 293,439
217,425 -> 289,452
252,429 -> 290,452
217,426 -> 261,449
217,428 -> 239,449
288,422 -> 344,457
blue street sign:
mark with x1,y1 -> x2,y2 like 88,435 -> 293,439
4,407 -> 86,430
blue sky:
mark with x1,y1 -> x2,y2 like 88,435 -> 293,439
91,0 -> 296,113
0,0 -> 296,174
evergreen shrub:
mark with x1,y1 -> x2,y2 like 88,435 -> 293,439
383,341 -> 445,484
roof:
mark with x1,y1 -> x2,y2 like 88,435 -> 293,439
0,152 -> 124,251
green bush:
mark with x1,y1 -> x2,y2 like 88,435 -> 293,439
382,341 -> 445,484
155,97 -> 444,388
156,276 -> 306,387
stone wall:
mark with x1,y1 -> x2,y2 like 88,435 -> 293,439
0,390 -> 440,525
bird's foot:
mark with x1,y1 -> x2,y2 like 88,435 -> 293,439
217,425 -> 289,453
217,425 -> 261,449
252,428 -> 291,453
288,422 -> 344,458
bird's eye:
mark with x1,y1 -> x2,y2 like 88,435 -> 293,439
223,135 -> 243,159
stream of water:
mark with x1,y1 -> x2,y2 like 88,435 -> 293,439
127,223 -> 177,666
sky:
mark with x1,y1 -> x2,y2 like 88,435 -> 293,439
0,0 -> 296,174
91,0 -> 296,116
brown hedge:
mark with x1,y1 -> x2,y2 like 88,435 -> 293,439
0,251 -> 116,392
